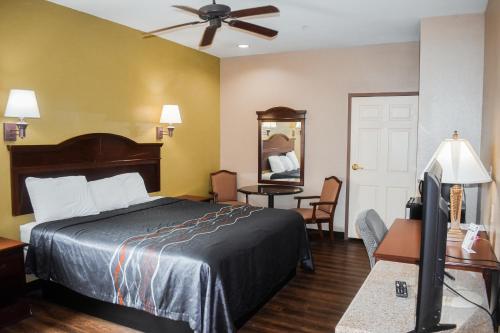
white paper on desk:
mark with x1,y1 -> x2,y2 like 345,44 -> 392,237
462,223 -> 479,253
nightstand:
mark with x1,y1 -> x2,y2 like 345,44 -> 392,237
0,237 -> 30,328
176,195 -> 212,202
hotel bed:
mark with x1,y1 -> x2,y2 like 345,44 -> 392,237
25,197 -> 312,333
10,133 -> 313,333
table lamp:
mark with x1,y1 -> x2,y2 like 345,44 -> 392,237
421,131 -> 491,240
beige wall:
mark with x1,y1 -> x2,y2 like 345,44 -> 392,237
220,43 -> 420,231
418,14 -> 485,224
481,1 -> 500,257
0,0 -> 220,240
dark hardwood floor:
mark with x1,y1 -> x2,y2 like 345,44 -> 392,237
240,234 -> 370,333
2,234 -> 370,333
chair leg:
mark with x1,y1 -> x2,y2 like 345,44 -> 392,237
317,222 -> 323,239
329,218 -> 334,241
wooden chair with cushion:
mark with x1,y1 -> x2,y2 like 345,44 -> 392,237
210,170 -> 248,206
292,176 -> 342,241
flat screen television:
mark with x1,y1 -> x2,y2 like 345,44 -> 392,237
411,161 -> 456,333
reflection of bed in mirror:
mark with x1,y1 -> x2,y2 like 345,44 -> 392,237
261,133 -> 301,181
257,106 -> 306,186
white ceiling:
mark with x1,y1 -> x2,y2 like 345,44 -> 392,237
47,0 -> 488,58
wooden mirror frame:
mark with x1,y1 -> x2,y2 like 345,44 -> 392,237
257,106 -> 306,186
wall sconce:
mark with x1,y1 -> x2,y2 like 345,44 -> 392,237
262,121 -> 276,136
3,89 -> 41,141
157,105 -> 182,139
296,121 -> 302,135
289,121 -> 302,137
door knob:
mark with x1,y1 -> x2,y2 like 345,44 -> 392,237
352,163 -> 364,171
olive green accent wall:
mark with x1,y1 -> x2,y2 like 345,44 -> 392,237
0,0 -> 220,239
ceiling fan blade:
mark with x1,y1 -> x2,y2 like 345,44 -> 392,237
172,5 -> 201,16
200,25 -> 218,47
230,5 -> 279,18
228,20 -> 278,38
143,21 -> 203,38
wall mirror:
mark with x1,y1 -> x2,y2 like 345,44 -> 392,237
257,107 -> 306,186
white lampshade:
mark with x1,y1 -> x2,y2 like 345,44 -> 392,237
262,122 -> 277,128
421,133 -> 491,184
159,105 -> 182,124
4,89 -> 40,119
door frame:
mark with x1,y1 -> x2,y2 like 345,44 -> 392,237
345,91 -> 419,240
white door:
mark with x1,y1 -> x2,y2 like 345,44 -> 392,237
348,96 -> 419,238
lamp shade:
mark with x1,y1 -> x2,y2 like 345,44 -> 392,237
262,122 -> 277,128
4,89 -> 40,119
421,134 -> 491,184
159,105 -> 182,124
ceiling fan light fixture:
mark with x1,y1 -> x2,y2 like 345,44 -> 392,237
238,44 -> 249,49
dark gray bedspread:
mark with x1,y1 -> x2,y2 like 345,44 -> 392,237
26,198 -> 313,333
270,169 -> 300,180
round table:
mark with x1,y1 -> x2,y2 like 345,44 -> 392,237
238,185 -> 303,208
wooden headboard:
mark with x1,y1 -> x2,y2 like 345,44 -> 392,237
261,133 -> 296,171
8,133 -> 163,216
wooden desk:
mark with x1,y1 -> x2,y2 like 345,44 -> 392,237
374,218 -> 500,325
374,219 -> 499,273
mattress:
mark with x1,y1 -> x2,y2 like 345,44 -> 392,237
21,222 -> 40,283
20,221 -> 39,244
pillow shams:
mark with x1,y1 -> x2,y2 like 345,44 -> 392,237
88,176 -> 130,212
279,155 -> 295,171
114,172 -> 150,205
25,176 -> 100,223
286,151 -> 300,169
268,156 -> 285,173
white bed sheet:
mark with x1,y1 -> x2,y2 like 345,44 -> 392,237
20,221 -> 40,244
20,222 -> 39,280
261,172 -> 273,180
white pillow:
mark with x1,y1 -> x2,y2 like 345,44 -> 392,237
114,173 -> 150,205
25,176 -> 100,223
279,155 -> 294,171
88,176 -> 130,212
268,156 -> 285,173
286,151 -> 300,169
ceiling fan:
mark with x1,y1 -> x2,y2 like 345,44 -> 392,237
143,1 -> 280,47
